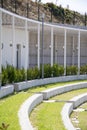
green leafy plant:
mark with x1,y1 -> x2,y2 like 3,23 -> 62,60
66,65 -> 78,75
14,69 -> 23,82
32,66 -> 40,79
27,67 -> 40,80
80,65 -> 87,74
58,65 -> 64,76
2,66 -> 8,85
0,123 -> 9,130
52,64 -> 64,77
20,68 -> 26,81
2,63 -> 87,86
51,64 -> 58,77
44,64 -> 52,78
6,65 -> 15,83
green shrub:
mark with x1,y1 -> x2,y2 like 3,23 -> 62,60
20,68 -> 26,81
6,65 -> 16,83
58,65 -> 64,76
2,65 -> 16,85
2,64 -> 87,86
32,66 -> 40,79
80,65 -> 87,74
52,64 -> 58,77
2,66 -> 8,85
52,64 -> 64,77
27,68 -> 33,80
14,69 -> 25,82
66,65 -> 78,75
2,65 -> 26,84
44,64 -> 52,78
27,67 -> 40,80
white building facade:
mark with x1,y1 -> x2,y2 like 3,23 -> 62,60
0,8 -> 87,75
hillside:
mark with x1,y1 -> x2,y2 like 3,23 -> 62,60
0,0 -> 86,26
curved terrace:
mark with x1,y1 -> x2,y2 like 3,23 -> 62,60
20,81 -> 87,130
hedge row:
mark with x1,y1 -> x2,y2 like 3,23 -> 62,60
1,64 -> 87,86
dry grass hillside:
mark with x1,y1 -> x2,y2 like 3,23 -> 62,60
0,0 -> 87,26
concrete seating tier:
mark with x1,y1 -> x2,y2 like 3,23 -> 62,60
14,75 -> 87,92
18,81 -> 87,130
61,93 -> 87,130
0,75 -> 87,98
42,82 -> 87,100
18,94 -> 43,130
0,85 -> 14,98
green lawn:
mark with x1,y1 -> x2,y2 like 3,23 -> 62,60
78,103 -> 87,130
30,87 -> 87,130
0,80 -> 87,130
71,103 -> 87,130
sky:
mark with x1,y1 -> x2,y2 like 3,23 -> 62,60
37,0 -> 87,14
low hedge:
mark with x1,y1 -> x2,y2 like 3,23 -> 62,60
80,65 -> 87,75
1,64 -> 87,86
66,65 -> 78,75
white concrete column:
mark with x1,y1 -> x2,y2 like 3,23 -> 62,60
37,23 -> 40,69
72,36 -> 75,65
0,11 -> 2,87
51,27 -> 53,67
78,30 -> 80,75
28,31 -> 30,68
12,16 -> 16,67
64,29 -> 67,75
25,20 -> 29,70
